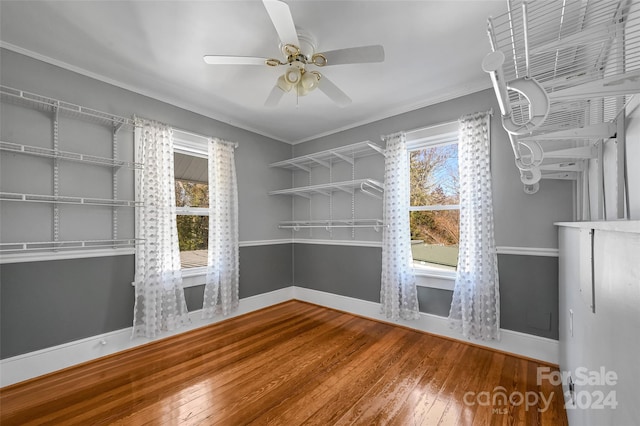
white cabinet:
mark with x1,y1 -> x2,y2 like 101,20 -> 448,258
557,221 -> 640,425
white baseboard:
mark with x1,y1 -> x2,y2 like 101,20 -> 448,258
292,286 -> 559,365
0,287 -> 294,387
1,285 -> 559,388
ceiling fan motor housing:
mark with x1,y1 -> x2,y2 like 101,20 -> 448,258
288,30 -> 316,60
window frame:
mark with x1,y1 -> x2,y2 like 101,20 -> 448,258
406,121 -> 459,282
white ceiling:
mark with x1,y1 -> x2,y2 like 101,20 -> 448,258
0,0 -> 507,144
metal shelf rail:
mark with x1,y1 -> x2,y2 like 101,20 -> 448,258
0,85 -> 136,128
269,178 -> 384,199
0,141 -> 142,169
269,141 -> 384,171
278,218 -> 385,232
0,239 -> 140,253
0,192 -> 140,207
483,0 -> 639,218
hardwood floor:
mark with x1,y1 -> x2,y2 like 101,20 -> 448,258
0,301 -> 568,425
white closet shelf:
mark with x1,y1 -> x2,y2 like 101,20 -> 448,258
269,179 -> 384,199
269,141 -> 385,171
0,85 -> 135,128
0,141 -> 142,169
0,238 -> 141,253
279,218 -> 385,231
0,192 -> 141,207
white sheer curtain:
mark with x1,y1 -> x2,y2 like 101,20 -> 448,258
202,138 -> 239,318
380,132 -> 420,321
448,111 -> 500,340
133,119 -> 189,338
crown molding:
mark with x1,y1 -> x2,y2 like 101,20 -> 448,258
0,42 -> 286,144
290,80 -> 493,145
1,42 -> 491,147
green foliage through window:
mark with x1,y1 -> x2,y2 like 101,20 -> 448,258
175,178 -> 209,256
175,179 -> 209,208
409,143 -> 460,269
176,215 -> 208,252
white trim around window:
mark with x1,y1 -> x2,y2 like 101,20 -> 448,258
175,207 -> 209,216
409,204 -> 459,212
406,120 -> 458,149
407,120 -> 461,284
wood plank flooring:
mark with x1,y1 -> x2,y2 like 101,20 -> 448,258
0,301 -> 568,425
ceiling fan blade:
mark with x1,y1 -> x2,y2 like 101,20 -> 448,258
263,0 -> 300,48
265,85 -> 286,107
318,45 -> 385,66
317,75 -> 351,107
203,55 -> 268,65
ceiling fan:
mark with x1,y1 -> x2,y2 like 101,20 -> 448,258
203,0 -> 385,107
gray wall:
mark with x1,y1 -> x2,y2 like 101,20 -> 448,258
0,48 -> 293,359
1,256 -> 135,358
0,244 -> 292,359
291,88 -> 572,339
294,244 -> 559,338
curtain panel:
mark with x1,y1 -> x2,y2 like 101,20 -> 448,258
203,138 -> 240,318
448,111 -> 500,340
133,119 -> 190,338
380,132 -> 420,321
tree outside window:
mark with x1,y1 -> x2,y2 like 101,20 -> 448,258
174,152 -> 209,269
409,142 -> 460,271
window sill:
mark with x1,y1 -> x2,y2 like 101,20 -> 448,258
182,267 -> 207,288
413,265 -> 456,291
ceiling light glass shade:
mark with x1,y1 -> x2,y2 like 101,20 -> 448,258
300,71 -> 319,91
297,84 -> 310,96
277,75 -> 293,92
284,67 -> 301,85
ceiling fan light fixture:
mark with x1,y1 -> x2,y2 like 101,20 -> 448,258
301,70 -> 320,91
284,67 -> 302,85
277,75 -> 293,92
297,84 -> 310,97
205,1 -> 382,107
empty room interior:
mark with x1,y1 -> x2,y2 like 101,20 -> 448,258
0,0 -> 638,425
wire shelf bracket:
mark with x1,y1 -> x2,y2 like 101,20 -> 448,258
484,0 -> 640,213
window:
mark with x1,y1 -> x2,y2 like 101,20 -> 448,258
407,122 -> 460,275
173,137 -> 209,270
